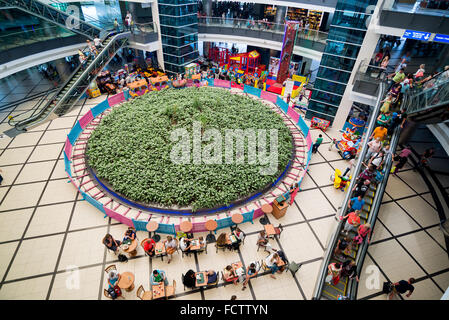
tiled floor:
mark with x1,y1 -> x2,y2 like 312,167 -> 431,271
0,84 -> 447,300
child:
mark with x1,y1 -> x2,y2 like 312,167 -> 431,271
312,134 -> 323,153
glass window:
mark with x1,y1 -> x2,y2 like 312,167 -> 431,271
311,90 -> 343,106
159,4 -> 197,16
314,78 -> 347,95
317,67 -> 351,83
332,10 -> 371,30
162,34 -> 197,46
324,41 -> 360,59
159,0 -> 197,5
335,0 -> 378,13
160,25 -> 198,37
320,54 -> 356,72
159,14 -> 197,26
305,108 -> 336,122
307,101 -> 338,117
327,27 -> 366,45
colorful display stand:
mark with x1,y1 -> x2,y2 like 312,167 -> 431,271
334,126 -> 362,160
209,47 -> 230,66
185,63 -> 200,79
150,76 -> 169,90
310,117 -> 330,131
229,50 -> 261,74
342,117 -> 366,135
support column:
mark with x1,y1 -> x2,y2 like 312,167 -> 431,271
274,6 -> 286,25
203,0 -> 212,16
151,0 -> 164,71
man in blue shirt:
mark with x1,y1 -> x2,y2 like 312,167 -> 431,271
348,195 -> 365,213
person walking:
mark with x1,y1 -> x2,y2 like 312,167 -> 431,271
415,147 -> 435,170
365,136 -> 382,161
340,210 -> 361,235
114,18 -> 120,33
347,195 -> 365,213
312,134 -> 324,153
388,278 -> 416,300
327,262 -> 342,285
393,145 -> 412,174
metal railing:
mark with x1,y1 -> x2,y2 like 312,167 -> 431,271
198,16 -> 328,44
312,80 -> 387,300
404,75 -> 449,116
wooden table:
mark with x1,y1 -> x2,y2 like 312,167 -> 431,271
264,224 -> 276,238
152,283 -> 165,299
205,219 -> 217,242
123,239 -> 138,256
180,220 -> 193,233
260,204 -> 273,225
117,272 -> 135,292
195,272 -> 208,287
190,239 -> 201,251
231,213 -> 243,224
146,221 -> 160,242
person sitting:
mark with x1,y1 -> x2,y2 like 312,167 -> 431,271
163,236 -> 178,263
216,233 -> 229,250
108,270 -> 120,289
183,269 -> 196,288
179,237 -> 193,255
143,238 -> 156,257
103,234 -> 121,254
230,228 -> 244,250
257,230 -> 272,252
198,236 -> 206,250
241,263 -> 258,291
123,227 -> 136,242
150,269 -> 168,286
265,252 -> 281,279
223,265 -> 238,284
206,270 -> 218,285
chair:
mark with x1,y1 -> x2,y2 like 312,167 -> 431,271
136,285 -> 153,300
215,243 -> 227,253
165,280 -> 176,299
103,289 -> 112,299
104,264 -> 116,274
287,261 -> 302,277
274,224 -> 284,238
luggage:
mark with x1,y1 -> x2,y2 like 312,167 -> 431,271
108,286 -> 122,299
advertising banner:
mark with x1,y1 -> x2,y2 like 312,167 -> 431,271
268,57 -> 280,77
277,22 -> 299,84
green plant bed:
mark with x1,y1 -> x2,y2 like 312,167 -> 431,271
87,87 -> 293,211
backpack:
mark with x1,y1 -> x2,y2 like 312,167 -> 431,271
382,281 -> 393,294
118,254 -> 128,262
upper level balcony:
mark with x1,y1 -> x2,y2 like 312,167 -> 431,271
380,0 -> 449,35
198,16 -> 328,60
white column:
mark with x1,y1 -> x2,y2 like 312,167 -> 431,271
332,3 -> 383,130
151,0 -> 164,70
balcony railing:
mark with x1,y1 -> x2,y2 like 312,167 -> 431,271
198,16 -> 328,48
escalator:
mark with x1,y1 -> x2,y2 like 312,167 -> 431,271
4,31 -> 129,135
312,79 -> 405,300
403,74 -> 449,124
0,0 -> 103,39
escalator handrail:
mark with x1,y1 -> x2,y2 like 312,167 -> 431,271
52,32 -> 130,114
311,80 -> 388,300
405,77 -> 449,115
16,32 -> 130,129
0,87 -> 59,112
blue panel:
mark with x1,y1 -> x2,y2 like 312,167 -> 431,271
434,34 -> 449,44
215,216 -> 233,230
132,219 -> 148,231
82,192 -> 105,213
242,210 -> 255,224
156,223 -> 177,235
124,90 -> 131,101
207,78 -> 214,87
64,153 -> 72,176
297,116 -> 309,137
67,121 -> 82,145
403,30 -> 431,41
243,85 -> 261,97
276,96 -> 289,113
91,99 -> 110,118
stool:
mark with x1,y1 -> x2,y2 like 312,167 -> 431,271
205,219 -> 218,243
146,221 -> 160,242
260,204 -> 273,225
